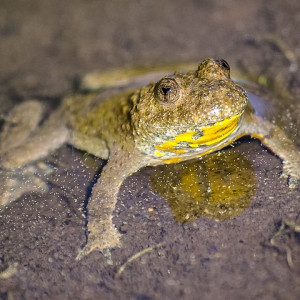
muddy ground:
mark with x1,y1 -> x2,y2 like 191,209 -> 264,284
0,0 -> 300,299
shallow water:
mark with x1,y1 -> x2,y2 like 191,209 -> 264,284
150,150 -> 256,223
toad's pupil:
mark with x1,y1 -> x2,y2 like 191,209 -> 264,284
162,87 -> 171,95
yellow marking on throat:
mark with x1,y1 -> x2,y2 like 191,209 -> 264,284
155,114 -> 241,156
162,157 -> 184,164
154,150 -> 165,157
159,132 -> 246,165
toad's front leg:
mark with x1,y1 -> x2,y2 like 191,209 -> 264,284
241,114 -> 300,188
76,150 -> 145,260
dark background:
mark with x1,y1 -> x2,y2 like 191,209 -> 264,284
0,0 -> 299,299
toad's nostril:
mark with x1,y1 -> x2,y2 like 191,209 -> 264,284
215,59 -> 230,71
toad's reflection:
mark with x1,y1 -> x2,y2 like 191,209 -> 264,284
150,150 -> 256,223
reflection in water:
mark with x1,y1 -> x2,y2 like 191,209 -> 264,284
150,151 -> 256,223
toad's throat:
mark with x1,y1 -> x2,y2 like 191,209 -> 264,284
154,114 -> 240,156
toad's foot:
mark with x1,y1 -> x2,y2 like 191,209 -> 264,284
280,159 -> 300,189
76,224 -> 122,261
0,164 -> 50,207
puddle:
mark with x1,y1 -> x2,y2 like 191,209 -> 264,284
150,150 -> 256,223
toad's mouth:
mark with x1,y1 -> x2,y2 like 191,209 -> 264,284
154,114 -> 241,156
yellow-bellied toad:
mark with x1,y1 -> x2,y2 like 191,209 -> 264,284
0,58 -> 299,259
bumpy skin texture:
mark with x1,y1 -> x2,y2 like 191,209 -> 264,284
0,58 -> 299,260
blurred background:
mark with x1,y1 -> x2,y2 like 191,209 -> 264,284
0,0 -> 299,101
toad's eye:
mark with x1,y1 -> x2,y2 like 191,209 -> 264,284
154,78 -> 181,104
215,59 -> 230,71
